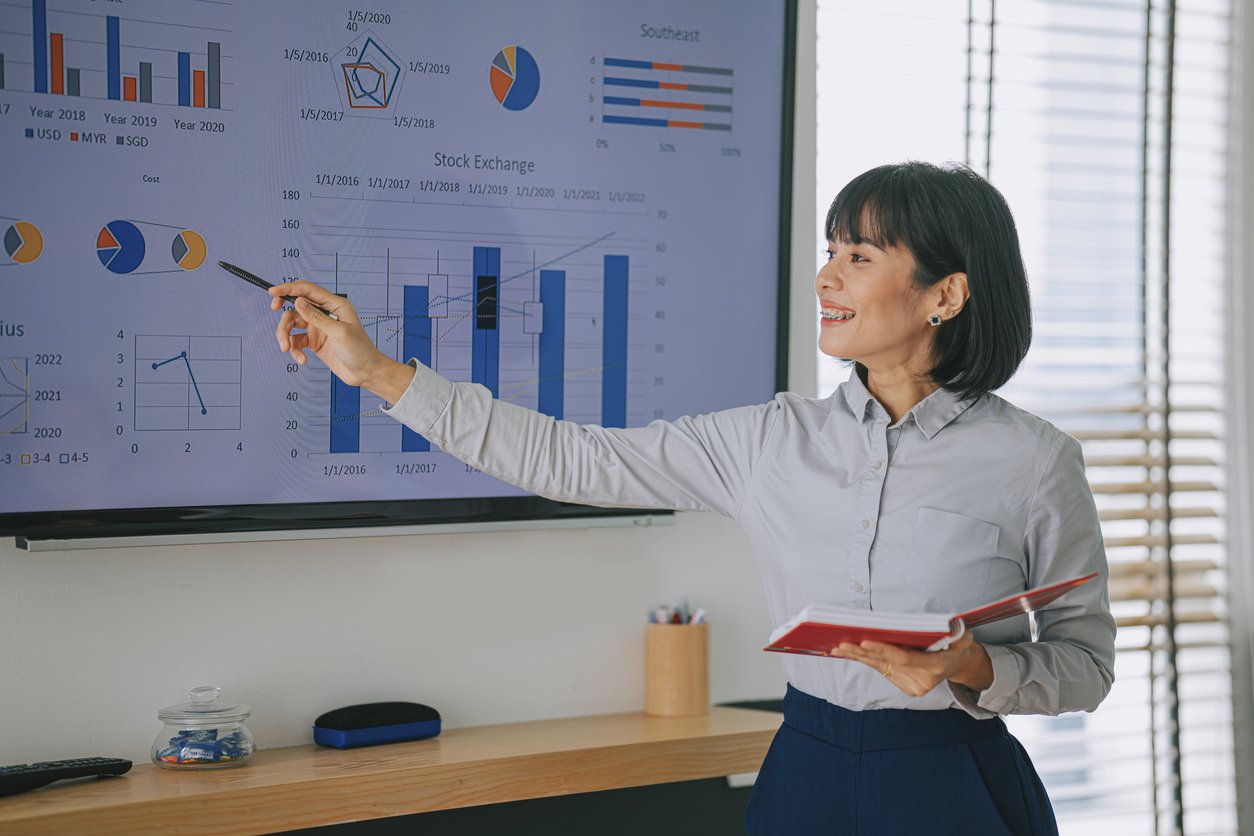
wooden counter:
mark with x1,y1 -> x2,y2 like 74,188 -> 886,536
0,707 -> 781,835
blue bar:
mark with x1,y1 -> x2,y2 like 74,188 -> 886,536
538,270 -> 565,419
604,58 -> 653,70
604,114 -> 668,128
32,0 -> 47,93
401,286 -> 432,452
330,294 -> 360,453
330,376 -> 361,453
177,51 -> 191,106
602,256 -> 629,428
604,76 -> 661,90
603,96 -> 644,107
106,16 -> 120,100
472,246 -> 500,398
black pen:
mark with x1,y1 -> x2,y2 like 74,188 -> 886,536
218,260 -> 339,321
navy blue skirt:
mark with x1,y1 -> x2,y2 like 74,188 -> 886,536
745,685 -> 1058,835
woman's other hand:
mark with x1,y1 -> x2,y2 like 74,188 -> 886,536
829,628 -> 994,697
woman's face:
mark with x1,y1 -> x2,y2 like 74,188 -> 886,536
816,237 -> 937,375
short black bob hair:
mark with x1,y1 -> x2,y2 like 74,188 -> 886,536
825,161 -> 1032,401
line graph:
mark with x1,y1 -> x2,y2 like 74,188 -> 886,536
134,335 -> 241,431
151,351 -> 207,416
0,357 -> 29,435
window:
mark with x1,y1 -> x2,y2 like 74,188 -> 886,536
816,2 -> 1237,832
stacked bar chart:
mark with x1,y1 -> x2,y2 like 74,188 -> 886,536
602,57 -> 733,131
324,245 -> 631,455
21,1 -> 224,107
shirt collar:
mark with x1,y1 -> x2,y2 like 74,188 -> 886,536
838,366 -> 976,439
841,366 -> 878,421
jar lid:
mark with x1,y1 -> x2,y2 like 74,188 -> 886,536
158,686 -> 252,724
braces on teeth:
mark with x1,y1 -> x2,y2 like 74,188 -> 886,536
821,310 -> 855,320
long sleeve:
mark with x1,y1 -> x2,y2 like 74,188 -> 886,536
949,433 -> 1117,717
382,360 -> 781,518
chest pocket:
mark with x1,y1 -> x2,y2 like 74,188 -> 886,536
907,507 -> 1003,611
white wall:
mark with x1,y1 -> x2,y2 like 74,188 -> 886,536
0,3 -> 819,768
0,515 -> 779,763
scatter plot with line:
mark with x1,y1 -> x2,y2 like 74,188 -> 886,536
134,335 -> 241,431
0,357 -> 29,435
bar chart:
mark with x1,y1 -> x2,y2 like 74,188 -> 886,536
601,57 -> 733,131
320,243 -> 633,457
8,1 -> 227,108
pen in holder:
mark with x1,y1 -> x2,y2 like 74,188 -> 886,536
645,621 -> 709,717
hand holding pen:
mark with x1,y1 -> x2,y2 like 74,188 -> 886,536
269,279 -> 415,402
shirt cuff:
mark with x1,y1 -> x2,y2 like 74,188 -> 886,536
947,644 -> 1021,718
380,359 -> 455,436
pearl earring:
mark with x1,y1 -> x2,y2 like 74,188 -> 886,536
928,314 -> 942,327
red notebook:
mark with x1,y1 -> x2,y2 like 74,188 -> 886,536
764,572 -> 1098,655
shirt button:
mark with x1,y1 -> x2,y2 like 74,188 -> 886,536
873,460 -> 883,470
851,581 -> 865,594
861,519 -> 870,530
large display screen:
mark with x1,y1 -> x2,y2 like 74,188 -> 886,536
0,0 -> 792,541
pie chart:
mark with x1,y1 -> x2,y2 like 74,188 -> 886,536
490,45 -> 539,111
3,221 -> 43,264
96,220 -> 146,275
171,229 -> 207,270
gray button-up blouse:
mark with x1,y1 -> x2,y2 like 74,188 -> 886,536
385,362 -> 1116,719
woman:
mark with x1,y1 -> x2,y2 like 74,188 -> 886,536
271,161 -> 1115,835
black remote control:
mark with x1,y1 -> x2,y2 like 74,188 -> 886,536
0,757 -> 132,797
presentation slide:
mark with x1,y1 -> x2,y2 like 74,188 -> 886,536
0,1 -> 786,516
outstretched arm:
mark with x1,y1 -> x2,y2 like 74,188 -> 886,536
270,279 -> 782,518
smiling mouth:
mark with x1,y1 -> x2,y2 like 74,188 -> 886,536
820,309 -> 855,321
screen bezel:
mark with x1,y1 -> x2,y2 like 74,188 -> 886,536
4,0 -> 798,544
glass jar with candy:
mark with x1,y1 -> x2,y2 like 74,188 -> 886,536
151,685 -> 255,769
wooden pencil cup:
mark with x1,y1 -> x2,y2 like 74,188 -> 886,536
645,622 -> 709,717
